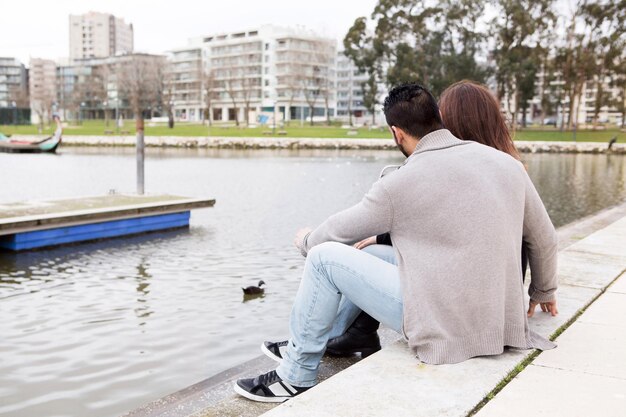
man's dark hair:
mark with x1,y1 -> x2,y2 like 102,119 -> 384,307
383,83 -> 444,138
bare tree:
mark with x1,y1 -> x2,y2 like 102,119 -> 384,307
202,68 -> 216,126
300,39 -> 335,126
301,76 -> 319,126
89,65 -> 110,125
240,75 -> 261,126
224,75 -> 240,127
31,89 -> 54,132
118,54 -> 164,194
7,85 -> 29,124
283,68 -> 303,126
155,59 -> 176,128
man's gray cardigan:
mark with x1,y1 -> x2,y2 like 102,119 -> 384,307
300,129 -> 558,364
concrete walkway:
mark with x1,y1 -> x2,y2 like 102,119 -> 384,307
258,214 -> 626,417
476,272 -> 626,417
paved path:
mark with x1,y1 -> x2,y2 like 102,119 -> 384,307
476,272 -> 626,417
260,215 -> 626,417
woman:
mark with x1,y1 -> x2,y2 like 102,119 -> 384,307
326,80 -> 531,357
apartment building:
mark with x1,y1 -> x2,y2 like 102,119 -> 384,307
29,58 -> 57,124
168,25 -> 337,124
0,57 -> 28,108
335,53 -> 385,125
69,11 -> 134,60
168,46 -> 203,121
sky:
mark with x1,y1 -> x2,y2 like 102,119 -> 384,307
1,0 -> 379,64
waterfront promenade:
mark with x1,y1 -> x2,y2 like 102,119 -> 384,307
126,201 -> 626,417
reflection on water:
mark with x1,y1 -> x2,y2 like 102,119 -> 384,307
0,148 -> 624,417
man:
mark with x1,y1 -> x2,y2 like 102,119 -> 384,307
234,83 -> 558,403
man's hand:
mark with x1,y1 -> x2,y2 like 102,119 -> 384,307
527,299 -> 558,317
354,236 -> 376,250
294,227 -> 312,251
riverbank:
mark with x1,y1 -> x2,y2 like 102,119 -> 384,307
11,134 -> 626,153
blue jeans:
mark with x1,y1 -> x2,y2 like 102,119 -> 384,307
276,242 -> 403,387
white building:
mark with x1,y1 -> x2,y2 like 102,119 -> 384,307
167,45 -> 203,122
168,25 -> 337,125
69,12 -> 134,60
336,53 -> 385,125
0,57 -> 28,108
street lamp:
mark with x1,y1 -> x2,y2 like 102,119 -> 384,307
80,102 -> 86,125
273,100 -> 277,135
11,101 -> 17,126
103,100 -> 109,127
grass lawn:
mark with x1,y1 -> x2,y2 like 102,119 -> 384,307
1,121 -> 624,143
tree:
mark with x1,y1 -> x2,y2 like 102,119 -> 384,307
155,59 -> 175,128
224,76 -> 240,127
240,76 -> 259,126
301,75 -> 319,126
344,0 -> 488,101
118,54 -> 163,194
554,4 -> 597,130
361,74 -> 380,125
202,68 -> 215,126
581,0 -> 626,127
283,67 -> 303,126
490,0 -> 557,128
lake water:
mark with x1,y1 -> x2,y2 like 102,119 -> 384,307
0,148 -> 625,417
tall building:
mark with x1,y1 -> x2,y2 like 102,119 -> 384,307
167,25 -> 336,124
69,11 -> 134,60
0,57 -> 28,108
336,53 -> 385,125
167,46 -> 203,121
29,58 -> 57,124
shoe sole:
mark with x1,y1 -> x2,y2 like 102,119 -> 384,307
261,342 -> 282,363
233,382 -> 289,403
325,347 -> 380,358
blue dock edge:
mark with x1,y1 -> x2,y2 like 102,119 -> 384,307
0,211 -> 191,251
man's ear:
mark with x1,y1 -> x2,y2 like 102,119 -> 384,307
392,126 -> 406,144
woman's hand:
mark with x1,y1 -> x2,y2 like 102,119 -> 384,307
354,236 -> 376,250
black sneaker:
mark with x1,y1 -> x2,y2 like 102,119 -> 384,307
261,340 -> 288,362
234,369 -> 309,403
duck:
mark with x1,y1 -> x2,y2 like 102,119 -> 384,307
242,280 -> 266,295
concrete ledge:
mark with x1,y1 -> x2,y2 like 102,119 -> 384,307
260,217 -> 626,417
11,134 -> 625,153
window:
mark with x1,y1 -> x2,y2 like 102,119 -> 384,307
265,79 -> 269,86
265,43 -> 270,50
265,55 -> 269,63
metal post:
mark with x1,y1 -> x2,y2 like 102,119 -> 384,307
136,118 -> 145,195
273,101 -> 277,135
115,100 -> 119,133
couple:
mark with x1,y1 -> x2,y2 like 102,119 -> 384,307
234,81 -> 559,403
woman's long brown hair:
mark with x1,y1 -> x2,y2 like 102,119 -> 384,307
439,80 -> 521,161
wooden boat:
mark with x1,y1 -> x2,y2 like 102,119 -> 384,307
0,118 -> 62,154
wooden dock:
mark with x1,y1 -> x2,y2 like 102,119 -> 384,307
0,194 -> 215,251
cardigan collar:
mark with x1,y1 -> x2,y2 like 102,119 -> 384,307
412,129 -> 467,155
